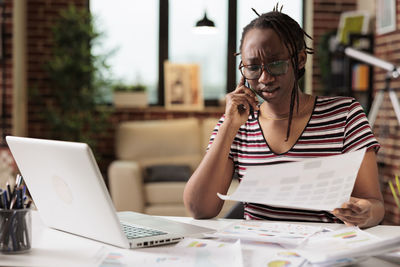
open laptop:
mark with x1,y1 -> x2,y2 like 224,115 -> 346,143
6,136 -> 214,249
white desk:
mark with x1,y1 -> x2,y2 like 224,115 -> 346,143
1,211 -> 399,267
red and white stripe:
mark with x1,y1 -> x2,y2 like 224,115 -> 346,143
208,96 -> 379,223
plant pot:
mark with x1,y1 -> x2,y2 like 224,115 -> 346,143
113,92 -> 148,108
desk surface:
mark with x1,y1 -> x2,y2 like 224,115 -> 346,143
1,211 -> 399,267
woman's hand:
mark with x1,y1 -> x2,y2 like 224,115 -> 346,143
331,197 -> 382,228
225,76 -> 259,127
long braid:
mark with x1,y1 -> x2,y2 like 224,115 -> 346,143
238,7 -> 313,141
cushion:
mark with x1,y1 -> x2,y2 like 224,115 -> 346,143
145,165 -> 191,183
145,182 -> 186,204
116,118 -> 201,160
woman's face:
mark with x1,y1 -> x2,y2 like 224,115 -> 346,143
241,28 -> 305,104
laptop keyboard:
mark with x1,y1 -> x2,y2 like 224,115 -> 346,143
121,223 -> 167,239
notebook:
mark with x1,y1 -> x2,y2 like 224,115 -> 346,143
6,136 -> 214,249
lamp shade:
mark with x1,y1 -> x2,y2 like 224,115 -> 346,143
195,12 -> 215,27
194,11 -> 217,34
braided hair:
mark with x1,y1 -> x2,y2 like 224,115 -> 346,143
239,7 -> 313,141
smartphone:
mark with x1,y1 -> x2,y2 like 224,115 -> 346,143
244,79 -> 254,120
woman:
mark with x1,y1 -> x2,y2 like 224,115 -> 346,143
183,8 -> 384,228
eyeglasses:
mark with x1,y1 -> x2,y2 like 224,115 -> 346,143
239,59 -> 290,80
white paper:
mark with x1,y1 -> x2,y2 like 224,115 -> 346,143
295,226 -> 400,263
97,238 -> 243,267
375,247 -> 400,263
250,249 -> 307,267
210,221 -> 322,247
209,237 -> 308,267
218,149 -> 366,211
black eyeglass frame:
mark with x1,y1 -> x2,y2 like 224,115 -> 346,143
239,59 -> 290,80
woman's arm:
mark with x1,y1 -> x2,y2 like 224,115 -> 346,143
184,77 -> 258,219
183,121 -> 236,219
332,150 -> 385,228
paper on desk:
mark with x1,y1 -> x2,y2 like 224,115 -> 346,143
218,149 -> 366,211
295,226 -> 400,263
250,250 -> 307,267
208,235 -> 308,267
375,247 -> 400,264
210,221 -> 322,247
97,238 -> 243,267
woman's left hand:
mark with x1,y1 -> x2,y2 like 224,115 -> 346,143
331,197 -> 373,228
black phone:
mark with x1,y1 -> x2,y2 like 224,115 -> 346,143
245,79 -> 255,119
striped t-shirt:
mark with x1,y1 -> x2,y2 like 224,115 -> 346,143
209,96 -> 380,223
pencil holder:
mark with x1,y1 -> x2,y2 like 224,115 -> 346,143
0,208 -> 31,253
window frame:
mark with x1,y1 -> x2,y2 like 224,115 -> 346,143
157,0 -> 237,106
151,0 -> 305,106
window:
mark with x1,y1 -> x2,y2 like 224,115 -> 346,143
91,0 -> 303,105
90,0 -> 159,104
169,0 -> 228,101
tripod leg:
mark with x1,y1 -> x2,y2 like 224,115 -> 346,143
389,90 -> 400,126
368,90 -> 384,127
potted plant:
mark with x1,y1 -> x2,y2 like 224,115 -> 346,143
112,83 -> 148,108
38,4 -> 110,154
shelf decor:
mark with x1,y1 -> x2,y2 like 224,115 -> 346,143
112,84 -> 148,108
376,0 -> 396,35
164,61 -> 203,111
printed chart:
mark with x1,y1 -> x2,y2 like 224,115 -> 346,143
218,149 -> 366,211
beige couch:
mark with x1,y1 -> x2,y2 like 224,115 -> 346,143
108,117 -> 239,217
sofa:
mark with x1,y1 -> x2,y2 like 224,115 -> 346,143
108,117 -> 239,218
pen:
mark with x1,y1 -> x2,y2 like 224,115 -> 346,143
0,189 -> 4,209
6,182 -> 12,203
3,190 -> 8,209
0,175 -> 31,210
389,179 -> 400,209
9,193 -> 17,209
17,188 -> 23,209
16,174 -> 22,187
0,175 -> 32,252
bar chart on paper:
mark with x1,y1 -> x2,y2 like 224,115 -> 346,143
218,149 -> 366,211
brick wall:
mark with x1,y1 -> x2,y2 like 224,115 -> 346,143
373,2 -> 400,225
0,0 -> 13,145
312,0 -> 357,95
312,0 -> 400,224
0,1 -> 15,184
27,0 -> 88,139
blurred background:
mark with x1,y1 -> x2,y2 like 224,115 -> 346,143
0,0 -> 400,222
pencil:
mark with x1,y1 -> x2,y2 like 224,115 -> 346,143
396,175 -> 400,197
389,180 -> 400,209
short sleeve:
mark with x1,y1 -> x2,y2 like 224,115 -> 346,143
343,99 -> 380,153
206,115 -> 236,160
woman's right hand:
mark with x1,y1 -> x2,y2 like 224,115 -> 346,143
225,76 -> 259,127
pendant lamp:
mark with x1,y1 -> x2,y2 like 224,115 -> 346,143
194,11 -> 217,34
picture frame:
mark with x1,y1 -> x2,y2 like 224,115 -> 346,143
336,11 -> 370,45
376,0 -> 396,35
164,61 -> 203,110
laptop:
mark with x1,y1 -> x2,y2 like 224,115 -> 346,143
6,136 -> 214,249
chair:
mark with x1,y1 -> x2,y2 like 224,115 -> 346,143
108,117 -> 239,217
224,202 -> 244,219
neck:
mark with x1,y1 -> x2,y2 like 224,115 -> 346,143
260,92 -> 311,120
